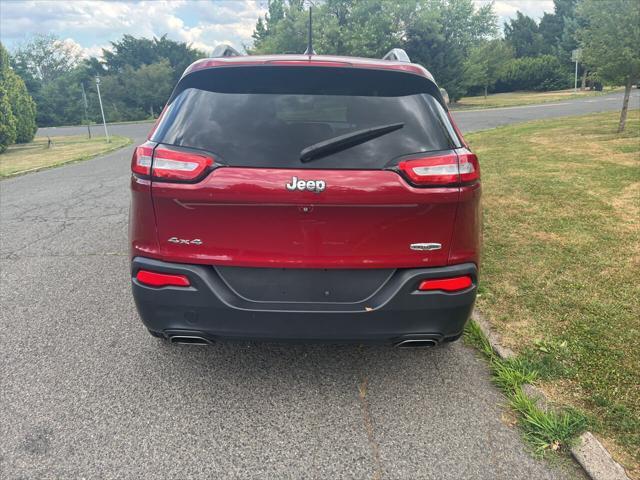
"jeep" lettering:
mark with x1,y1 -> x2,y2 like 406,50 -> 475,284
285,176 -> 326,193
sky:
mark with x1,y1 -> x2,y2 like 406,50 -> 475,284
0,0 -> 555,57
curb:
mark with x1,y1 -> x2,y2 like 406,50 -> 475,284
471,309 -> 631,480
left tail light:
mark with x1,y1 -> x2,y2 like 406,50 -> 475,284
131,143 -> 214,182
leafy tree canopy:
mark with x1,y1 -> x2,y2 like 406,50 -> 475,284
102,34 -> 205,82
0,42 -> 37,147
504,11 -> 547,57
12,34 -> 82,84
251,0 -> 497,102
576,0 -> 639,86
576,0 -> 639,131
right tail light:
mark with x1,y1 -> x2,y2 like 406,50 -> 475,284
398,148 -> 479,187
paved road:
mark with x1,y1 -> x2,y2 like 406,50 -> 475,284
453,89 -> 640,132
4,93 -> 634,479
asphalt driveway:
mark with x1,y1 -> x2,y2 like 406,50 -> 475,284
3,91 -> 636,479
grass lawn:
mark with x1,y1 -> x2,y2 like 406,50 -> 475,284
452,87 -> 623,110
0,135 -> 131,177
466,109 -> 639,475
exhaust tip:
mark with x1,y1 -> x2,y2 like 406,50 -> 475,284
395,338 -> 438,349
169,335 -> 212,345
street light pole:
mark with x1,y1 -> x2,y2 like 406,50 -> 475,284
80,82 -> 91,139
95,75 -> 110,143
571,49 -> 582,93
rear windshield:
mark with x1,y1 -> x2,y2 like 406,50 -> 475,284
152,66 -> 457,169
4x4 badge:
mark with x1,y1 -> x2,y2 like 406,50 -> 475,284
168,237 -> 203,246
286,176 -> 326,193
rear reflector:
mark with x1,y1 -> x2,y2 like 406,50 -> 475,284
398,149 -> 479,187
136,270 -> 191,287
418,275 -> 473,292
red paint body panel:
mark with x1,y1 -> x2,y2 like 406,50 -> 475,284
129,176 -> 161,258
448,183 -> 482,267
149,168 -> 460,268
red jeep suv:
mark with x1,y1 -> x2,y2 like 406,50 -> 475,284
129,49 -> 481,347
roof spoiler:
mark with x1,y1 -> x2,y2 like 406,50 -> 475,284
211,44 -> 241,58
382,48 -> 411,63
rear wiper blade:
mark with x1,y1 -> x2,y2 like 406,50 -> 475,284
300,122 -> 404,163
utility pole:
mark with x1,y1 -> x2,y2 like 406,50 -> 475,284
95,75 -> 110,143
80,82 -> 91,139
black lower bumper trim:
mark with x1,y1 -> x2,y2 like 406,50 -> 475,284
132,257 -> 477,345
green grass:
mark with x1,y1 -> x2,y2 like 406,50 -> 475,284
0,135 -> 131,177
466,109 -> 640,474
510,389 -> 588,454
464,321 -> 588,455
452,87 -> 622,110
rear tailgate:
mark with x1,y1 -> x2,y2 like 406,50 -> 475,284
148,65 -> 462,269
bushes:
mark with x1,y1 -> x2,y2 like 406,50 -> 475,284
0,42 -> 37,151
6,74 -> 37,143
494,55 -> 571,92
0,86 -> 17,153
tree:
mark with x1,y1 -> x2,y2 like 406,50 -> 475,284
249,0 -> 496,101
9,35 -> 83,127
463,39 -> 514,97
0,86 -> 17,153
0,43 -> 37,144
119,61 -> 173,118
250,0 -> 412,57
405,0 -> 497,102
539,11 -> 563,49
577,0 -> 640,132
504,12 -> 546,57
5,77 -> 37,143
538,0 -> 578,52
101,34 -> 205,82
11,34 -> 82,84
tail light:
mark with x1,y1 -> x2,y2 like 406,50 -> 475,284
152,147 -> 213,181
418,275 -> 473,292
136,269 -> 191,287
131,143 -> 154,176
398,149 -> 479,187
458,149 -> 480,183
131,143 -> 214,182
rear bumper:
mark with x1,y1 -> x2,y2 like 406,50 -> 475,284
131,257 -> 477,345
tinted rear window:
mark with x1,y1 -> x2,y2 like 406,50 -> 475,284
152,66 -> 456,169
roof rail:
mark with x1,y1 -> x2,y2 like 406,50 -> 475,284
382,48 -> 410,63
212,44 -> 241,58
